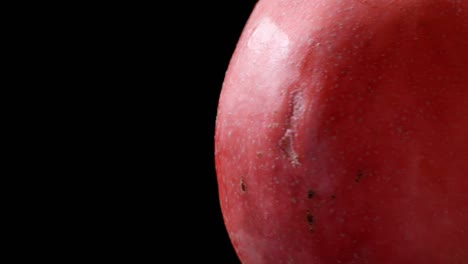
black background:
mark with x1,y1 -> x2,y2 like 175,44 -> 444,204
7,1 -> 258,262
4,1 -> 261,262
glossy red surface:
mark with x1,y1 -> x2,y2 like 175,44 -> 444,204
215,0 -> 468,263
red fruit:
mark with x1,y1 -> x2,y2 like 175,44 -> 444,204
215,0 -> 468,263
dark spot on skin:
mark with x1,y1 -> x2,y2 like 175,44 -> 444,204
355,170 -> 364,183
240,178 -> 246,192
307,190 -> 315,199
331,195 -> 336,199
306,210 -> 314,232
256,152 -> 263,158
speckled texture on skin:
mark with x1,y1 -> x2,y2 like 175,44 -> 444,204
215,0 -> 468,263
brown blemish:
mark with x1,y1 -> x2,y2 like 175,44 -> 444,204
240,178 -> 246,193
355,170 -> 364,183
307,190 -> 315,199
331,194 -> 336,199
306,210 -> 314,232
256,151 -> 263,158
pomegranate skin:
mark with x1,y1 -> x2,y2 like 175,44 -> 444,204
215,1 -> 468,263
